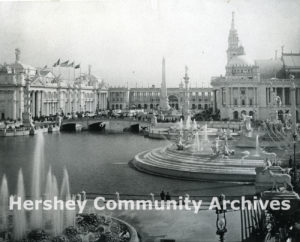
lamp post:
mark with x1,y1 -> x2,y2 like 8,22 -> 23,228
216,194 -> 227,242
293,133 -> 297,182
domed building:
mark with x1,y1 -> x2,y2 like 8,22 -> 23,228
0,49 -> 108,120
211,12 -> 300,122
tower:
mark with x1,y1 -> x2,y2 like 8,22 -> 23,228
182,66 -> 190,119
226,12 -> 244,62
159,57 -> 170,111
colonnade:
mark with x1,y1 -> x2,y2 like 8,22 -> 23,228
28,89 -> 108,118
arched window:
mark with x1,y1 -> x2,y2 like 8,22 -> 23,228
120,104 -> 123,110
116,104 -> 119,109
233,111 -> 239,120
192,104 -> 196,109
138,104 -> 142,109
112,104 -> 115,110
249,111 -> 254,118
144,104 -> 147,109
198,104 -> 202,109
241,110 -> 247,116
150,104 -> 153,109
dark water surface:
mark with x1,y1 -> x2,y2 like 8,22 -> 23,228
0,132 -> 254,197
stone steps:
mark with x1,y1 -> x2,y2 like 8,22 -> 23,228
132,146 -> 265,182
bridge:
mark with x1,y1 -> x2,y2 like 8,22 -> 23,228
61,117 -> 151,132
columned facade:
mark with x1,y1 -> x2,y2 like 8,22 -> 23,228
0,49 -> 108,120
211,12 -> 300,121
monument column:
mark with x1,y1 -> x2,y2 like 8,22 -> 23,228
183,66 -> 190,120
159,57 -> 170,111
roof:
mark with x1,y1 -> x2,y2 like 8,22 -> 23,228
255,59 -> 284,78
282,53 -> 300,71
227,55 -> 254,67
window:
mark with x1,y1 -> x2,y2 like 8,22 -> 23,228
241,99 -> 245,106
234,99 -> 238,106
241,89 -> 245,95
249,99 -> 253,106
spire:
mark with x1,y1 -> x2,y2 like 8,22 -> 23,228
226,12 -> 244,62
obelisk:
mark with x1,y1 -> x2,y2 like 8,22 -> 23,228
159,57 -> 170,111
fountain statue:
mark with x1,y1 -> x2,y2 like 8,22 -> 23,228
132,115 -> 265,182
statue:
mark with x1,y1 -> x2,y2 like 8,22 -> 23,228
263,166 -> 293,191
261,150 -> 279,166
241,113 -> 253,132
151,115 -> 157,127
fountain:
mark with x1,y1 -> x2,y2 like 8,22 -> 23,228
178,118 -> 183,130
185,116 -> 191,130
132,116 -> 265,183
193,131 -> 201,152
192,119 -> 197,130
254,135 -> 260,157
0,132 -> 139,242
0,175 -> 8,232
13,170 -> 27,240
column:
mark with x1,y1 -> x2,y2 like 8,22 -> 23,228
12,90 -> 17,120
226,87 -> 230,107
282,87 -> 285,106
36,91 -> 41,117
31,92 -> 35,116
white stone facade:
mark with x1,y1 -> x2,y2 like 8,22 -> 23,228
0,49 -> 108,120
211,12 -> 300,121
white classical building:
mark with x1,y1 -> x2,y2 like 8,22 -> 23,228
211,12 -> 300,122
0,49 -> 108,120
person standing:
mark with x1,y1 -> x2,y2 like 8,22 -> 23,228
160,190 -> 165,200
166,192 -> 171,201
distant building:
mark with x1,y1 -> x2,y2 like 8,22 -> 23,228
0,49 -> 108,120
211,12 -> 300,121
108,85 -> 214,112
108,58 -> 214,112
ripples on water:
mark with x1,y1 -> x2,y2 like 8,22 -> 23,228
0,132 -> 254,197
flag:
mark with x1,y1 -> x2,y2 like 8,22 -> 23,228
68,61 -> 74,67
60,60 -> 69,67
53,58 -> 60,67
74,64 -> 80,69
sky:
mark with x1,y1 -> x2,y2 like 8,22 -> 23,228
0,0 -> 299,87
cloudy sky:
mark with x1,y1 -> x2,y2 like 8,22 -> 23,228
0,0 -> 299,87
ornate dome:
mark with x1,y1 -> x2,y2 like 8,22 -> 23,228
227,55 -> 255,66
